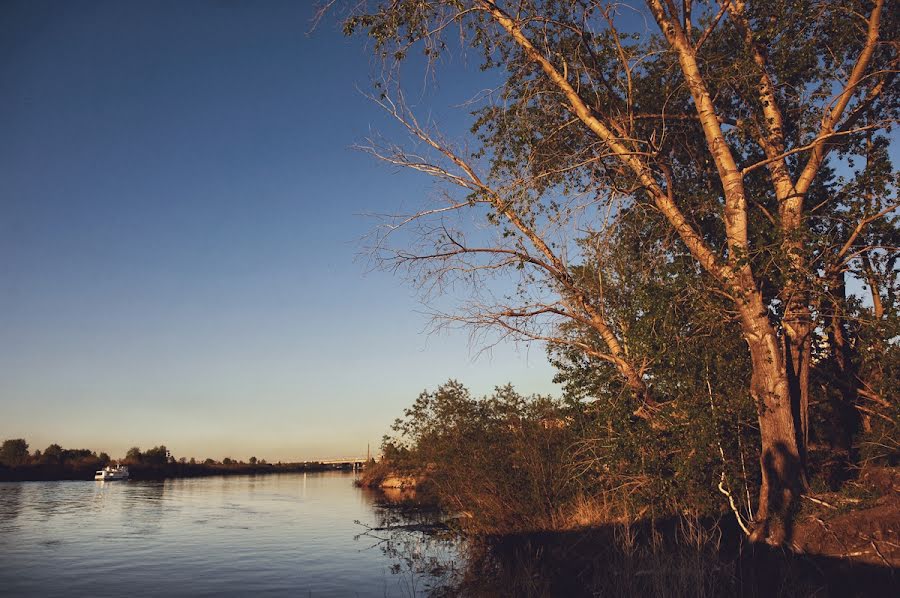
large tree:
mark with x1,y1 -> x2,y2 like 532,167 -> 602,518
345,0 -> 897,543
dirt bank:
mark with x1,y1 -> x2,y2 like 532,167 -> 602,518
793,466 -> 899,567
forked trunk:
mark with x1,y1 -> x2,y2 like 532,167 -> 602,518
738,298 -> 803,545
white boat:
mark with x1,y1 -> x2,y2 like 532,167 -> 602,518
94,465 -> 130,481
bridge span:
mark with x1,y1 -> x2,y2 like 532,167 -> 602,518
315,457 -> 371,470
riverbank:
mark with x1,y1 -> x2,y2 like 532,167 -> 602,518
440,511 -> 898,597
0,460 -> 357,482
362,462 -> 899,595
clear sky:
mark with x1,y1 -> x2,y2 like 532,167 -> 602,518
0,0 -> 559,461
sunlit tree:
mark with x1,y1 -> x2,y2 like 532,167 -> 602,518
345,0 -> 897,543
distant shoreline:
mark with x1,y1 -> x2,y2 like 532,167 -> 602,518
0,461 -> 359,482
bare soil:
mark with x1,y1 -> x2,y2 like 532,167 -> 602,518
793,466 -> 900,567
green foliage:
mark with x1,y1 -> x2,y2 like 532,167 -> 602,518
547,206 -> 762,516
348,0 -> 898,527
383,376 -> 759,534
385,381 -> 581,532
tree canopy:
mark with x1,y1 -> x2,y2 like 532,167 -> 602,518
346,0 -> 898,544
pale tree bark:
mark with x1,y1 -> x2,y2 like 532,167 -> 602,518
727,0 -> 812,484
480,0 -> 799,540
476,0 -> 889,543
727,0 -> 885,484
644,0 -> 803,540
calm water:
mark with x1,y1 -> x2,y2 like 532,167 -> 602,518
0,472 -> 457,597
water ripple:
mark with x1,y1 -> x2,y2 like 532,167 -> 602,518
0,473 -> 457,597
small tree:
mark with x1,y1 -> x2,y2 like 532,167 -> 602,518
249,456 -> 258,465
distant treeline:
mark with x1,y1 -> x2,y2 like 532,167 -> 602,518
0,439 -> 352,481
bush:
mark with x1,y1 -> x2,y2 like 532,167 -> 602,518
384,381 -> 595,533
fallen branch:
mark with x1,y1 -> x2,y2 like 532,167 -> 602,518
801,494 -> 837,510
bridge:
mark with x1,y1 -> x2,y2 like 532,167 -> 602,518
315,457 -> 372,470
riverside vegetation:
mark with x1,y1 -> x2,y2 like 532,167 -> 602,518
0,439 -> 348,481
360,381 -> 898,596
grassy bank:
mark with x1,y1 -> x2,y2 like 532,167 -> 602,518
365,481 -> 898,597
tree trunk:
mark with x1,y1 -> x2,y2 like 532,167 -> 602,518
738,295 -> 803,545
783,298 -> 811,486
826,274 -> 864,445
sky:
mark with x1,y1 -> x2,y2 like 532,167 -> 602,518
0,0 -> 560,461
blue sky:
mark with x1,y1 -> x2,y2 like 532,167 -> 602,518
0,0 -> 558,461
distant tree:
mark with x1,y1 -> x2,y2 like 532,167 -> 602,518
32,449 -> 42,462
249,456 -> 258,465
125,447 -> 143,463
189,457 -> 196,465
222,457 -> 233,465
40,444 -> 63,465
98,452 -> 110,465
0,439 -> 29,466
143,446 -> 169,466
62,448 -> 93,462
259,459 -> 267,465
203,458 -> 215,465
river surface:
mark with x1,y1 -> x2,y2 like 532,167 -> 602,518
0,472 -> 458,597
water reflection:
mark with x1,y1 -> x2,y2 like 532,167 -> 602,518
356,496 -> 462,597
29,482 -> 73,520
1,475 -> 874,598
0,472 -> 461,597
0,484 -> 23,525
121,481 -> 168,536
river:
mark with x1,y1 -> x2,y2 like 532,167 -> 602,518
0,472 -> 458,597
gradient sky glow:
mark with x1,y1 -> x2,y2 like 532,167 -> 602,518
0,0 -> 559,461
